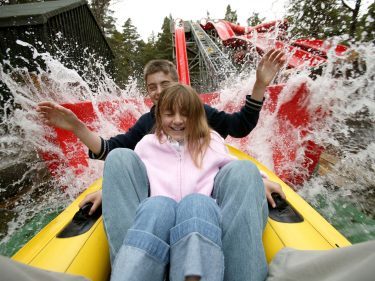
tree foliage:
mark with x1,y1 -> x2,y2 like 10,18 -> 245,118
107,18 -> 144,86
89,0 -> 113,32
107,15 -> 174,87
355,2 -> 374,42
247,12 -> 265,27
286,0 -> 351,38
224,5 -> 238,23
342,0 -> 362,38
286,0 -> 373,41
154,16 -> 174,61
139,32 -> 158,67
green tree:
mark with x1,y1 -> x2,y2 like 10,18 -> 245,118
108,15 -> 177,87
342,0 -> 362,39
247,12 -> 265,26
356,2 -> 374,42
286,0 -> 352,38
108,18 -> 144,86
101,7 -> 117,37
139,33 -> 158,70
89,0 -> 113,32
107,30 -> 126,84
286,0 -> 374,41
154,16 -> 174,61
224,5 -> 238,23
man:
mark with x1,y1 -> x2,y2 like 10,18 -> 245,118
38,49 -> 285,281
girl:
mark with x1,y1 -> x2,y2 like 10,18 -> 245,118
110,83 -> 234,281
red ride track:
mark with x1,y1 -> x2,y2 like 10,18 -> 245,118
201,19 -> 348,69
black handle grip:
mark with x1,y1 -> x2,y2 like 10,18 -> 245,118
57,202 -> 102,238
268,193 -> 303,223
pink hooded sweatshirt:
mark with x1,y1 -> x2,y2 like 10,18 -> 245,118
134,131 -> 234,202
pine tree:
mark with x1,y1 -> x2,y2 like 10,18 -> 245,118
90,0 -> 112,32
101,8 -> 117,37
155,16 -> 174,61
356,2 -> 374,42
224,5 -> 238,23
286,0 -> 352,39
139,33 -> 158,71
247,12 -> 265,27
341,0 -> 362,39
108,18 -> 144,86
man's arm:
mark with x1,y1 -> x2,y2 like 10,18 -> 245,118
205,49 -> 285,139
88,110 -> 155,160
252,49 -> 285,101
205,98 -> 262,139
37,101 -> 102,154
37,101 -> 154,160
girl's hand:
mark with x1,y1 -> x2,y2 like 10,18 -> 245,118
256,49 -> 286,87
37,101 -> 82,132
79,190 -> 102,215
263,179 -> 286,208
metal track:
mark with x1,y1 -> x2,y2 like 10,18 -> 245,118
188,21 -> 236,90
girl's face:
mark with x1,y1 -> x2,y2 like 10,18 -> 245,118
161,109 -> 187,142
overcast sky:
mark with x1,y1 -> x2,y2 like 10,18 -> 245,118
110,0 -> 289,40
110,0 -> 373,41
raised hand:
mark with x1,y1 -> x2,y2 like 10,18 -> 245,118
256,48 -> 286,87
37,101 -> 82,132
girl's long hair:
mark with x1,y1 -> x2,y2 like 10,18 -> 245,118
155,83 -> 211,168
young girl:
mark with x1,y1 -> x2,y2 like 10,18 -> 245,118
110,83 -> 234,281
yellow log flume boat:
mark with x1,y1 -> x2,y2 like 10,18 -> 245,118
12,145 -> 351,281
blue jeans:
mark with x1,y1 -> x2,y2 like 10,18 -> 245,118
103,148 -> 268,281
110,194 -> 223,281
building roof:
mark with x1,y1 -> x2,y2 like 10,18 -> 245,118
0,0 -> 86,27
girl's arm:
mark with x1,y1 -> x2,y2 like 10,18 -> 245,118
79,190 -> 102,215
263,178 -> 286,208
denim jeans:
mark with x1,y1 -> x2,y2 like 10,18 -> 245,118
110,194 -> 223,281
102,148 -> 268,281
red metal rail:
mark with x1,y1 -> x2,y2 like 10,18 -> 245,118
174,19 -> 190,85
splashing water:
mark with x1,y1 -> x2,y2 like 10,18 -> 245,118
0,40 -> 147,255
296,42 -> 375,242
0,38 -> 374,256
217,39 -> 375,243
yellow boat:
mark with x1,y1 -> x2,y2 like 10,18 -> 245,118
12,145 -> 351,281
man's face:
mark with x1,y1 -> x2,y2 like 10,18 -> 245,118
146,72 -> 174,104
